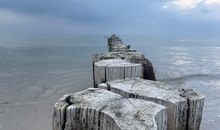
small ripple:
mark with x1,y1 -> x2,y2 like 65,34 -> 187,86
162,74 -> 220,82
0,101 -> 9,106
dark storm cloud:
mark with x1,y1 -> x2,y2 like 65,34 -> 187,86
0,0 -> 219,36
0,0 -> 105,22
0,0 -> 167,23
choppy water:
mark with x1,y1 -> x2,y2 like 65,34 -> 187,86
0,35 -> 220,130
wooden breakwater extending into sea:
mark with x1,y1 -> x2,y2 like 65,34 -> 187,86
53,34 -> 205,130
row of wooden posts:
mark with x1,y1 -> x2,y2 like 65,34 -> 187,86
53,34 -> 205,130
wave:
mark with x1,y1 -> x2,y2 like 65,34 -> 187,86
161,74 -> 220,82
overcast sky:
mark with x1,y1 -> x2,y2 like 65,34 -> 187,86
0,0 -> 220,37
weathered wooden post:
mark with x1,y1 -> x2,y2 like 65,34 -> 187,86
99,78 -> 205,130
93,52 -> 156,87
107,34 -> 136,52
53,88 -> 167,130
94,59 -> 143,87
179,88 -> 205,130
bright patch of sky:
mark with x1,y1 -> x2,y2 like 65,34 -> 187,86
164,0 -> 220,10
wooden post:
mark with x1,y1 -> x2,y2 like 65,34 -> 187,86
94,59 -> 142,87
93,52 -> 145,63
53,95 -> 71,130
53,88 -> 167,130
92,52 -> 156,87
99,78 -> 205,130
107,34 -> 136,52
179,89 -> 205,130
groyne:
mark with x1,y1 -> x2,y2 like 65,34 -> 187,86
53,34 -> 204,130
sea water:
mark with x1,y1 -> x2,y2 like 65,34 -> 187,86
0,35 -> 219,130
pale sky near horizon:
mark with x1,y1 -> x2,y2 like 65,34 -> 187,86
0,0 -> 220,37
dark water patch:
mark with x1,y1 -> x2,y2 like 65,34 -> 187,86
0,101 -> 9,106
162,74 -> 220,83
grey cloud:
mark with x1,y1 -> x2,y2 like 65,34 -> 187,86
0,0 -> 166,23
0,0 -> 219,36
